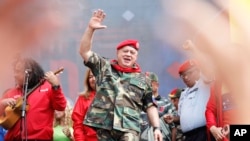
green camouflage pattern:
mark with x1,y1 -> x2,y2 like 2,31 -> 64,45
140,95 -> 177,141
175,124 -> 185,141
96,128 -> 139,141
145,72 -> 159,82
83,52 -> 155,133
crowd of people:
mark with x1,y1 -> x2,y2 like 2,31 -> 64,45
0,8 -> 239,141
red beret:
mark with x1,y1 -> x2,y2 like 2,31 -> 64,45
169,88 -> 182,98
178,59 -> 198,74
116,39 -> 139,50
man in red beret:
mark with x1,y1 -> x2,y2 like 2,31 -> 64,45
177,59 -> 211,141
178,59 -> 199,87
79,9 -> 162,141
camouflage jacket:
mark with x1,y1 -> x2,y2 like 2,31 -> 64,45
83,53 -> 155,133
154,95 -> 176,118
140,95 -> 176,140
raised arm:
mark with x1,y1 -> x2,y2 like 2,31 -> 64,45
79,9 -> 107,62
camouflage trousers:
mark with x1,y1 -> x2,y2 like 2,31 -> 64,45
96,128 -> 139,141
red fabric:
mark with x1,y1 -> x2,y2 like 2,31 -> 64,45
110,60 -> 141,73
206,82 -> 223,130
72,91 -> 97,141
3,81 -> 66,141
205,82 -> 228,141
178,59 -> 198,74
116,39 -> 139,50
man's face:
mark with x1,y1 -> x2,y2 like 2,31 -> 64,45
180,67 -> 200,87
54,110 -> 65,120
116,46 -> 138,68
170,98 -> 179,109
151,81 -> 159,94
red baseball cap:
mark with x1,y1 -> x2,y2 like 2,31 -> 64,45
116,39 -> 139,50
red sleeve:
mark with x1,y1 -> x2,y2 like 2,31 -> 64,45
72,96 -> 86,140
0,88 -> 21,115
205,85 -> 218,130
48,81 -> 67,111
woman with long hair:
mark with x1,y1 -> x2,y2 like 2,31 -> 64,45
71,69 -> 97,141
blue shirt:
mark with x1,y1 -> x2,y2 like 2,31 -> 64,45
0,126 -> 7,141
178,78 -> 210,133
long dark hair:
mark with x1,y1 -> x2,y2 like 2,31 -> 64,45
14,57 -> 45,89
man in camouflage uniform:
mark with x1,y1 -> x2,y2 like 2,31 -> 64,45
140,72 -> 176,141
79,9 -> 162,141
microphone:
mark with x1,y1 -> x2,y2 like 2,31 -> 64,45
25,69 -> 32,74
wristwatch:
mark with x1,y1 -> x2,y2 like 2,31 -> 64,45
153,127 -> 162,132
52,85 -> 60,90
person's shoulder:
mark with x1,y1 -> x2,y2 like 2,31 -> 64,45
2,88 -> 15,94
1,87 -> 19,96
41,80 -> 50,86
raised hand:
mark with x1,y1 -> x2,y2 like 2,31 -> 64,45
88,9 -> 107,30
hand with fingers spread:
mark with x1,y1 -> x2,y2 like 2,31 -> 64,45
89,9 -> 107,30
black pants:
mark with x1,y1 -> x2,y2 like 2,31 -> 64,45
209,132 -> 216,141
184,126 -> 207,141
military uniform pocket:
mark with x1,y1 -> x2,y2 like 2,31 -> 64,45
85,98 -> 111,125
122,107 -> 140,132
130,78 -> 146,90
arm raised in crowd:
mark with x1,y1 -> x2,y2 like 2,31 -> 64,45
79,9 -> 107,62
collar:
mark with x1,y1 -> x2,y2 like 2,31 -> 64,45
110,59 -> 141,73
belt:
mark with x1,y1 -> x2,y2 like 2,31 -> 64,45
183,126 -> 206,136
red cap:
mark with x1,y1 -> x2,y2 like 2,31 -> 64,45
178,59 -> 198,74
168,88 -> 182,98
116,39 -> 139,50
